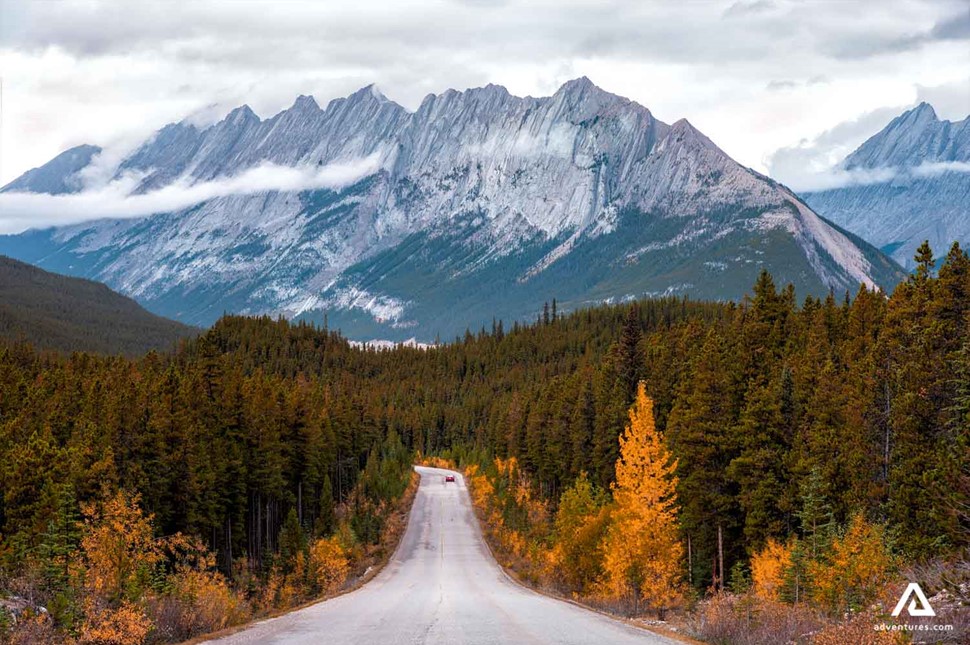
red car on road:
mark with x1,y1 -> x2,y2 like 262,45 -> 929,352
444,475 -> 456,483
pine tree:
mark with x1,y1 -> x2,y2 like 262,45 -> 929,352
279,508 -> 306,573
914,240 -> 935,280
315,476 -> 336,537
797,467 -> 833,558
666,329 -> 736,591
616,305 -> 643,402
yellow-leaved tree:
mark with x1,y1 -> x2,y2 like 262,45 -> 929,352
600,382 -> 683,618
750,537 -> 794,602
308,536 -> 349,596
810,512 -> 895,615
78,490 -> 161,645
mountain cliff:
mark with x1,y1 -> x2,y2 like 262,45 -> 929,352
0,78 -> 903,340
804,103 -> 970,269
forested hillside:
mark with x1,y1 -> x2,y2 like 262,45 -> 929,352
0,241 -> 966,643
0,256 -> 197,355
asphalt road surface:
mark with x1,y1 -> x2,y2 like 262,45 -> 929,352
209,466 -> 675,644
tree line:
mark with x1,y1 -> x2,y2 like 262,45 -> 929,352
0,240 -> 967,642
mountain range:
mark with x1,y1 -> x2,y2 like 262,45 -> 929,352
804,103 -> 969,269
0,78 -> 903,341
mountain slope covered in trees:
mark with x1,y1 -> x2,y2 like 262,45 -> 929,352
0,256 -> 197,355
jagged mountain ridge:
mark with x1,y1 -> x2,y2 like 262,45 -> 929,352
0,78 -> 902,340
805,103 -> 970,269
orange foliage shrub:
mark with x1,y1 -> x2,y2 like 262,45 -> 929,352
308,536 -> 349,596
167,567 -> 244,635
751,538 -> 794,602
79,600 -> 152,645
79,491 -> 162,604
809,513 -> 895,615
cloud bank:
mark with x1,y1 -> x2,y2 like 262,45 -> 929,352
778,160 -> 970,193
2,0 -> 968,190
0,155 -> 383,234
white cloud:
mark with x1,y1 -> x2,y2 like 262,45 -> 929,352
0,154 -> 383,234
772,160 -> 970,193
765,104 -> 917,191
782,166 -> 899,192
0,0 -> 967,189
911,160 -> 970,177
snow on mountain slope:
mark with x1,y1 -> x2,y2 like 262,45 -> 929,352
0,78 -> 903,340
804,103 -> 970,269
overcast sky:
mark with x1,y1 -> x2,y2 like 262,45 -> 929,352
1,0 -> 968,193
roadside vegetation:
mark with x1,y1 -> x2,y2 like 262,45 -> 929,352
1,241 -> 968,643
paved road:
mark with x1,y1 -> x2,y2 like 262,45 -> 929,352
209,466 -> 674,644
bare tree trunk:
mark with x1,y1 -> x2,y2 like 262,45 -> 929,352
687,533 -> 693,588
717,522 -> 724,591
227,515 -> 233,580
884,374 -> 892,483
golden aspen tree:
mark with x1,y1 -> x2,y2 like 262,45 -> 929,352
810,512 -> 895,615
600,382 -> 683,618
750,537 -> 794,601
308,536 -> 349,596
78,490 -> 162,644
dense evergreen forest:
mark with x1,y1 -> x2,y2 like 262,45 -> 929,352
0,256 -> 197,356
0,241 -> 967,643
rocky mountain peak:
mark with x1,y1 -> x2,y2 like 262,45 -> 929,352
908,101 -> 939,122
806,102 -> 970,269
555,76 -> 596,95
225,104 -> 259,126
0,79 -> 904,339
845,101 -> 968,170
290,94 -> 321,112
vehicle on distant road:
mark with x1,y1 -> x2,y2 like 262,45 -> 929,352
444,475 -> 456,483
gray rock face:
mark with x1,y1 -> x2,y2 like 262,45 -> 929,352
2,144 -> 101,195
0,79 -> 903,340
805,103 -> 970,269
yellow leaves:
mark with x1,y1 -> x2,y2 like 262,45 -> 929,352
167,566 -> 243,635
79,600 -> 151,645
469,471 -> 494,512
612,383 -> 678,513
307,536 -> 348,596
600,382 -> 683,617
79,490 -> 162,604
417,455 -> 455,470
553,473 -> 610,594
750,538 -> 794,602
809,512 -> 895,615
77,489 -> 250,641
